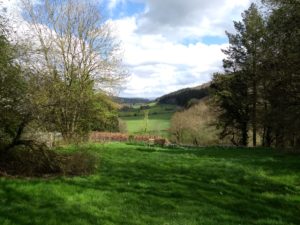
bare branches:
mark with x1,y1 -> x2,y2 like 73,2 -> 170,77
21,0 -> 127,90
19,0 -> 128,140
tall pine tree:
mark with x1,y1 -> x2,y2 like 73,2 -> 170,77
212,3 -> 265,146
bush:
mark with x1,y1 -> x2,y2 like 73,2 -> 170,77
169,101 -> 228,146
118,118 -> 128,133
0,142 -> 97,177
90,132 -> 129,142
60,150 -> 98,175
128,134 -> 135,142
154,138 -> 167,146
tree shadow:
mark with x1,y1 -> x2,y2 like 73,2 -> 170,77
64,150 -> 300,224
1,145 -> 300,225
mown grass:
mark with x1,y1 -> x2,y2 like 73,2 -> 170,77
0,143 -> 300,225
119,103 -> 177,137
121,113 -> 172,137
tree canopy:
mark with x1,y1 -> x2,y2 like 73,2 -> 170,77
211,1 -> 300,148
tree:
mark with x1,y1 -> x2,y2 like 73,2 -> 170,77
143,110 -> 149,133
260,0 -> 300,147
90,93 -> 120,132
212,0 -> 300,148
211,3 -> 266,146
170,101 -> 221,146
221,3 -> 265,146
21,0 -> 127,141
0,15 -> 30,150
211,72 -> 250,146
241,4 -> 265,147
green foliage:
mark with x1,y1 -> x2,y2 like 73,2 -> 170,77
212,72 -> 250,146
0,18 -> 29,149
90,93 -> 119,132
212,2 -> 300,148
119,102 -> 176,117
213,3 -> 265,147
0,143 -> 300,224
19,0 -> 126,142
157,84 -> 210,106
259,0 -> 300,147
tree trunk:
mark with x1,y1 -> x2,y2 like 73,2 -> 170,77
5,119 -> 28,152
252,78 -> 257,147
265,127 -> 272,147
242,122 -> 248,146
262,126 -> 272,147
275,129 -> 284,148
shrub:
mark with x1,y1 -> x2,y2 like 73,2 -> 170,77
90,132 -> 129,142
128,134 -> 135,142
60,150 -> 98,175
170,100 -> 228,146
0,142 -> 97,177
89,132 -> 168,146
154,138 -> 167,146
118,119 -> 128,133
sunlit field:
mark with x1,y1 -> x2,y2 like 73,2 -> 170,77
1,143 -> 299,225
121,113 -> 172,137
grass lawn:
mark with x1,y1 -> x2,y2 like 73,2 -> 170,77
121,113 -> 172,137
0,143 -> 300,225
119,103 -> 176,137
119,103 -> 176,118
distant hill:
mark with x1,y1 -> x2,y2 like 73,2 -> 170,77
156,82 -> 211,107
114,97 -> 151,105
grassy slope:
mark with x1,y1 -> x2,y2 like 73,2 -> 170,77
1,143 -> 300,225
119,103 -> 176,137
119,103 -> 176,117
121,113 -> 171,137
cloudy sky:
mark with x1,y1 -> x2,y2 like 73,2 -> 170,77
3,0 -> 251,98
107,0 -> 252,98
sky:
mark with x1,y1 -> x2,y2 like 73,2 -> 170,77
2,0 -> 252,98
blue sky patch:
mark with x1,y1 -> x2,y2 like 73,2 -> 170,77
201,36 -> 228,45
110,1 -> 146,19
180,36 -> 227,46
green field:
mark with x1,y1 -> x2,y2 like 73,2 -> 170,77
1,143 -> 300,225
119,103 -> 176,117
119,103 -> 177,137
121,113 -> 172,137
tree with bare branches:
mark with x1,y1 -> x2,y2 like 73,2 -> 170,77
21,0 -> 127,141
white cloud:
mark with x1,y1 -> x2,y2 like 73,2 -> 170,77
108,0 -> 121,10
112,0 -> 252,98
136,0 -> 251,40
3,0 -> 253,98
114,17 -> 228,98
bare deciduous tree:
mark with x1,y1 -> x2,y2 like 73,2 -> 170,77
21,0 -> 127,140
170,101 -> 224,146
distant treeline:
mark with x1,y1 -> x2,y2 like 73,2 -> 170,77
115,97 -> 151,104
157,85 -> 210,107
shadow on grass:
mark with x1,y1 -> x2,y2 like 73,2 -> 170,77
136,145 -> 300,179
64,150 -> 300,224
0,144 -> 300,225
0,181 -> 100,225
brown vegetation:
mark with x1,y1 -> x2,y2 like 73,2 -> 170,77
0,142 -> 97,177
170,101 -> 229,146
90,132 -> 168,146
